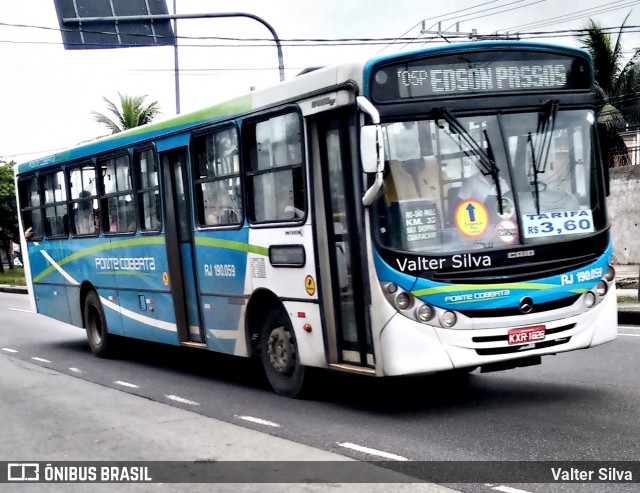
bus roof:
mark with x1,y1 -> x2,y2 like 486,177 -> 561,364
18,40 -> 589,176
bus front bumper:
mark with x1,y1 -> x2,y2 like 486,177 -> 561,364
378,287 -> 618,376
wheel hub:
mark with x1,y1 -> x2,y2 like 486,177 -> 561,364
267,326 -> 296,374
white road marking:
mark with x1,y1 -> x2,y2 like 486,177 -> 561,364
68,367 -> 83,373
1,347 -> 18,353
32,357 -> 51,363
337,442 -> 409,461
492,486 -> 533,493
7,308 -> 34,313
236,415 -> 281,428
114,381 -> 140,389
165,394 -> 200,406
619,333 -> 640,337
618,326 -> 640,330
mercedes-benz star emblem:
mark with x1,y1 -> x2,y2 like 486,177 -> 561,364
519,297 -> 534,314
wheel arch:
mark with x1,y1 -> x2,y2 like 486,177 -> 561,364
245,288 -> 288,358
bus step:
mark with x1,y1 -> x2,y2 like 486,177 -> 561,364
328,363 -> 376,375
181,341 -> 207,349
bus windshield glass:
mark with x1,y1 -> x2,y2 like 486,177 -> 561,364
375,108 -> 605,254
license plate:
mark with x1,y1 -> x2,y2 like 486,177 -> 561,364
508,325 -> 546,345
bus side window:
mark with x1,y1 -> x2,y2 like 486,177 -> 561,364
42,170 -> 68,238
69,163 -> 99,236
135,148 -> 161,232
19,177 -> 43,240
245,112 -> 305,223
99,154 -> 135,234
191,126 -> 242,227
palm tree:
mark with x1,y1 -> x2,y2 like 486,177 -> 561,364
92,93 -> 161,134
578,14 -> 640,166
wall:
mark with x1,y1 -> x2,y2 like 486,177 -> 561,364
608,166 -> 640,264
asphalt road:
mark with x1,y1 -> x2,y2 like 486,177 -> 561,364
0,292 -> 638,493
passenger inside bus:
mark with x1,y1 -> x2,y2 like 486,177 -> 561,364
108,199 -> 136,232
385,156 -> 442,207
75,190 -> 98,235
203,180 -> 239,225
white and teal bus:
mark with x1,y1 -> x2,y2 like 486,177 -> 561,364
17,41 -> 617,397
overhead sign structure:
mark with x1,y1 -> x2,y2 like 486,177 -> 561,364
53,0 -> 175,49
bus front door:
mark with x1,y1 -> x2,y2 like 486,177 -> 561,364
160,148 -> 205,344
314,113 -> 373,368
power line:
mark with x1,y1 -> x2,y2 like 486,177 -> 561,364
394,0 -> 535,51
377,0 -> 510,53
497,0 -> 640,32
437,0 -> 543,31
5,26 -> 640,48
5,16 -> 640,47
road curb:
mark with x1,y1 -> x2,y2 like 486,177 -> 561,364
0,286 -> 28,295
618,310 -> 640,325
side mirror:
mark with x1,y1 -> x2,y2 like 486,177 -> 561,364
360,125 -> 379,173
356,96 -> 386,206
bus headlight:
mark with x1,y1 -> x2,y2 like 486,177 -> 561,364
385,282 -> 398,294
604,265 -> 615,282
584,291 -> 596,308
395,293 -> 413,310
441,310 -> 457,328
416,303 -> 434,323
596,280 -> 608,297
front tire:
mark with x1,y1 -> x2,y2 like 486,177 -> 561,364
84,290 -> 114,358
260,308 -> 305,397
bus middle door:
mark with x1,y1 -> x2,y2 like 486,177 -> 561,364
159,147 -> 205,344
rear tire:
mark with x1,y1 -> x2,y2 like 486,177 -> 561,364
83,290 -> 114,358
260,308 -> 305,397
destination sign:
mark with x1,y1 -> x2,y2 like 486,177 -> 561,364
372,51 -> 591,101
390,199 -> 440,250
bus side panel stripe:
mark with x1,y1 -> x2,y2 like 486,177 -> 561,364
39,247 -> 177,332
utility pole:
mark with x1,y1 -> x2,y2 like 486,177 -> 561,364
173,0 -> 180,114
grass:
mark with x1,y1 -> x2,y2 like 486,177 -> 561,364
618,295 -> 639,303
0,267 -> 26,286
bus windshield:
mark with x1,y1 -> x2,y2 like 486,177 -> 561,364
375,108 -> 605,254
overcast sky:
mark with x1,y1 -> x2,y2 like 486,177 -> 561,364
2,0 -> 640,163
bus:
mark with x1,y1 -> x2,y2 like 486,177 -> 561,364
16,41 -> 617,397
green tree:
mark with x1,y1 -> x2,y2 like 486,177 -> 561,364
578,14 -> 640,166
0,161 -> 19,272
92,93 -> 161,134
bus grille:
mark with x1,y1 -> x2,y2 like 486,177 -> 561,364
472,323 -> 575,343
475,337 -> 572,356
457,296 -> 581,318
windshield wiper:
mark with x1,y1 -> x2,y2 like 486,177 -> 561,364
436,107 -> 504,214
528,100 -> 559,214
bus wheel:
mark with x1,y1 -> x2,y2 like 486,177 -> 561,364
260,309 -> 305,397
84,291 -> 113,358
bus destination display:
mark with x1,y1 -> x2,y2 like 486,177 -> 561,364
372,52 -> 590,101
